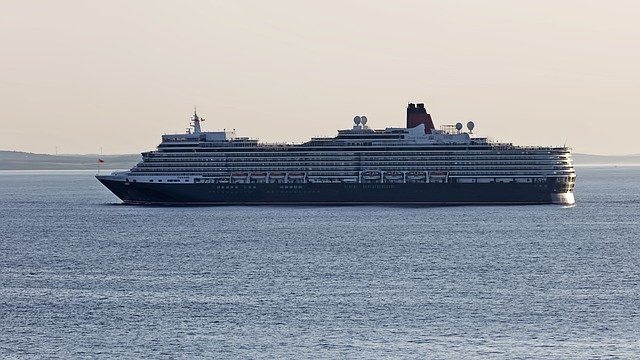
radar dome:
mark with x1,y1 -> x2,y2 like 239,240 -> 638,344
361,116 -> 368,125
467,121 -> 475,131
455,122 -> 463,131
353,116 -> 361,125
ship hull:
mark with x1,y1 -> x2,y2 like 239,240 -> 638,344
97,177 -> 575,205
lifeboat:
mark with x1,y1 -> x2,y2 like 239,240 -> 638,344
269,172 -> 286,183
249,172 -> 268,183
384,171 -> 403,181
406,171 -> 426,180
429,171 -> 448,179
288,172 -> 306,179
406,171 -> 427,183
231,172 -> 248,183
429,171 -> 448,183
250,172 -> 267,179
287,172 -> 306,183
361,170 -> 381,181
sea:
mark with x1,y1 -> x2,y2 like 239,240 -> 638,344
1,166 -> 639,359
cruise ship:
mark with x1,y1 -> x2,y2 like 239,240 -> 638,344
96,103 -> 576,205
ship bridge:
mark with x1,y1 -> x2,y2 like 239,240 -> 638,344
158,109 -> 259,150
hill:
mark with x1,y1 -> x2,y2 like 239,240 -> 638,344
0,151 -> 140,170
572,153 -> 640,166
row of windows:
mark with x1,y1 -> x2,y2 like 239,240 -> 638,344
146,150 -> 571,158
142,157 -> 573,165
148,143 -> 569,151
138,161 -> 573,169
153,144 -> 569,152
134,164 -> 574,173
131,169 -> 575,177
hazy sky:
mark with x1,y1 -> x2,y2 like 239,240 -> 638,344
1,0 -> 638,155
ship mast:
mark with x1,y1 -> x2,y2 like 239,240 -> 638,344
191,107 -> 202,134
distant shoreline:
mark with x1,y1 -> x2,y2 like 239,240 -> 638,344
574,163 -> 640,167
1,150 -> 639,170
0,150 -> 140,170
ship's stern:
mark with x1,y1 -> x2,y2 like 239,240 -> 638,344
550,174 -> 576,205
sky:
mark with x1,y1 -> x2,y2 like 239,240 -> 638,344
1,0 -> 638,155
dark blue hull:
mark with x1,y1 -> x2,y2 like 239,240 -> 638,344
97,177 -> 574,205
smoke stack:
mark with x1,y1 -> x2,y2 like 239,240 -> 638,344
406,102 -> 436,134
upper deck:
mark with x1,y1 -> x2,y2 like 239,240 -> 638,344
156,106 -> 506,153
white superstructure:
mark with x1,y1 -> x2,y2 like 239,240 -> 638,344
108,110 -> 574,191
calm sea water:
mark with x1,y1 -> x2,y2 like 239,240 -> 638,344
1,167 -> 639,359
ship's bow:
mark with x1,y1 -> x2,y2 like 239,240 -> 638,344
96,174 -> 129,202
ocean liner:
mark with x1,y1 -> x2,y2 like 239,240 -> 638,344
96,103 -> 576,205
